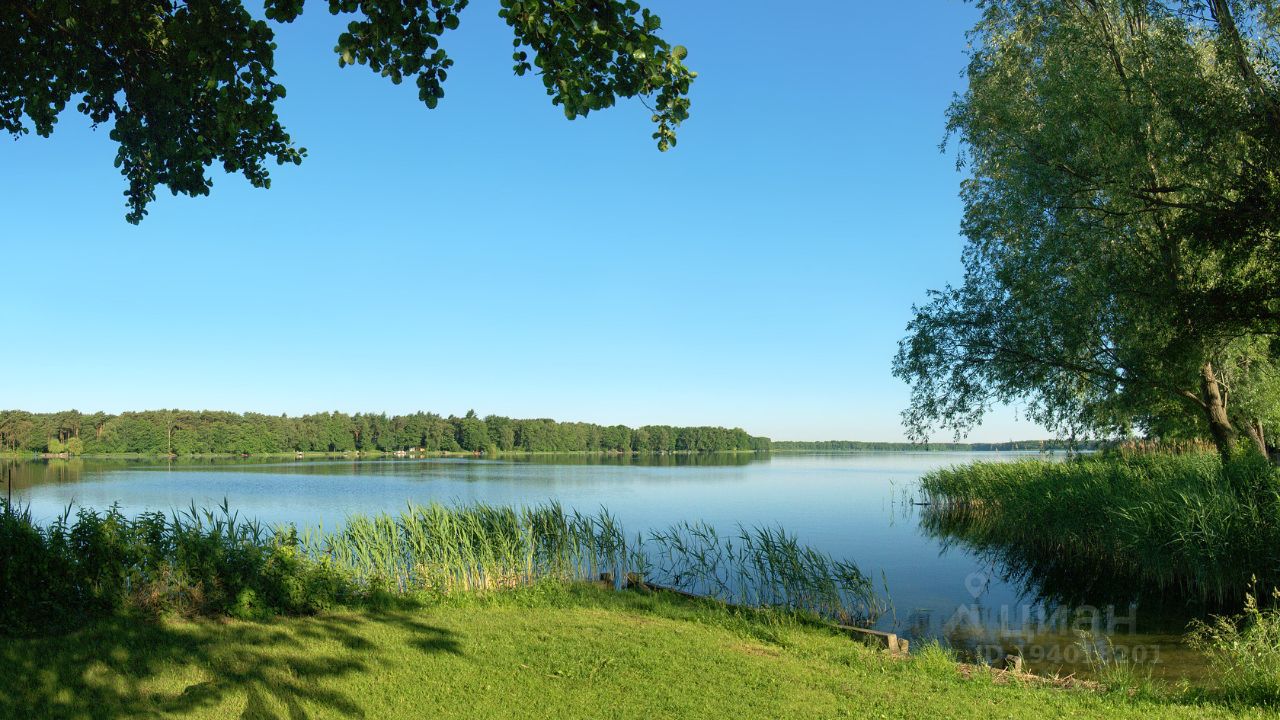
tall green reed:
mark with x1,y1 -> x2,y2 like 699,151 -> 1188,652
306,502 -> 883,625
646,520 -> 883,625
2,498 -> 884,635
920,453 -> 1280,605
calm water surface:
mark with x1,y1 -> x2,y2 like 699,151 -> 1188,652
5,452 -> 1206,679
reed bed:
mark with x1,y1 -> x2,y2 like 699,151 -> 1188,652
307,502 -> 639,595
645,521 -> 882,625
920,452 -> 1280,605
305,502 -> 884,626
1,498 -> 883,635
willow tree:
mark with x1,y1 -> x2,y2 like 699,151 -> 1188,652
894,0 -> 1280,460
1,0 -> 694,223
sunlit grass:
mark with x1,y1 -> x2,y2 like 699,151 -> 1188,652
0,582 -> 1268,720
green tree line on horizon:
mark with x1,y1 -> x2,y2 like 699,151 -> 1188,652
0,409 -> 769,456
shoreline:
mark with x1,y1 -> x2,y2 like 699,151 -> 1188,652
6,449 -> 770,461
3,447 -> 1084,462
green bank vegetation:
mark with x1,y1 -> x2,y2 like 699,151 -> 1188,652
0,500 -> 877,636
920,452 -> 1280,606
0,409 -> 770,457
1191,590 -> 1280,708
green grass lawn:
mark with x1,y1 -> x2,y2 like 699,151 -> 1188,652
1,583 -> 1273,720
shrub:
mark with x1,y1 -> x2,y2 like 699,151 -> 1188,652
0,504 -> 77,634
0,501 -> 361,635
1189,591 -> 1280,707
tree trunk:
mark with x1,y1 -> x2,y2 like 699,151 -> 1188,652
1240,419 -> 1269,458
1200,361 -> 1236,462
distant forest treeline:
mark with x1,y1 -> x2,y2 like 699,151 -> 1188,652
771,440 -> 1097,452
0,409 -> 770,455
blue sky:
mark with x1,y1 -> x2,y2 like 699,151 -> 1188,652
0,1 -> 1043,442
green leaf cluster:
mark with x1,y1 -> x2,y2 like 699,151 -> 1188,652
498,0 -> 695,150
1,1 -> 694,222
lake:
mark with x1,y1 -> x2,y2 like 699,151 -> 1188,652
3,451 -> 1207,679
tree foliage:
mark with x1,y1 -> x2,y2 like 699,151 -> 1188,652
0,409 -> 768,455
895,0 -> 1280,459
1,0 -> 695,222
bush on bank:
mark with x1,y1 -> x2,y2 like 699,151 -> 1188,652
0,502 -> 358,635
1190,590 -> 1280,708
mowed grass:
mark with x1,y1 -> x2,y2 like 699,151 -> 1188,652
1,583 -> 1272,720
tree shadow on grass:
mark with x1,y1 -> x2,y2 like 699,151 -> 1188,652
364,611 -> 465,656
0,611 -> 462,719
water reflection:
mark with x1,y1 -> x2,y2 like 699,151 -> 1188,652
918,502 -> 1213,679
2,452 -> 767,488
4,457 -> 92,492
919,503 -> 1220,618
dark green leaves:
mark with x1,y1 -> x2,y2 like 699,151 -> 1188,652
498,0 -> 695,151
1,0 -> 693,222
1,1 -> 304,223
327,1 -> 467,109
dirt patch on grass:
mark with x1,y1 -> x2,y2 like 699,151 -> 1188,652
955,662 -> 1103,691
734,643 -> 783,658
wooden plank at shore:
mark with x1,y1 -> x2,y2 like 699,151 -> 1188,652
834,624 -> 907,654
615,573 -> 907,654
